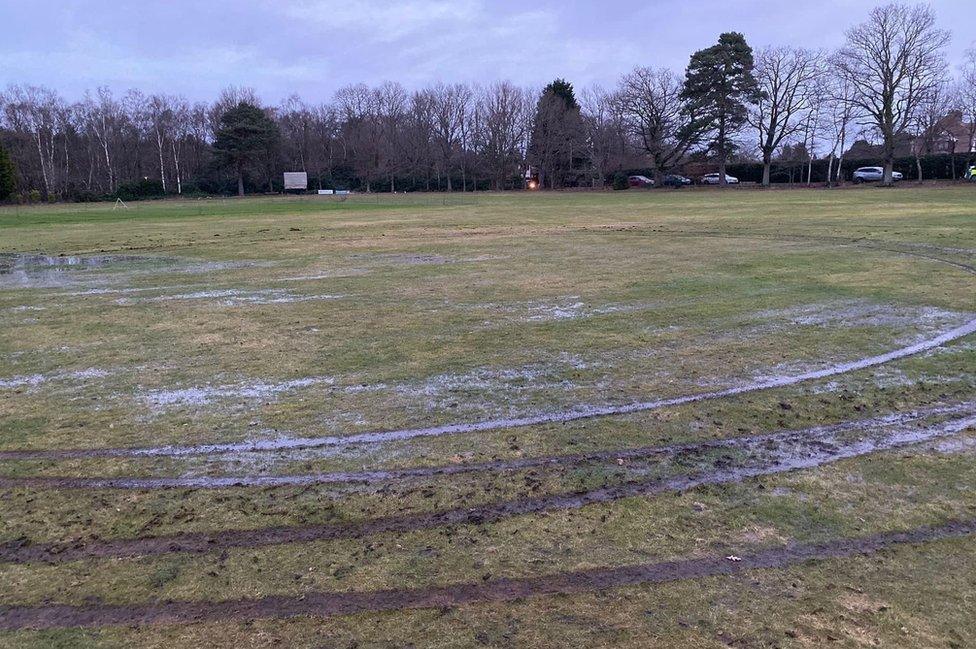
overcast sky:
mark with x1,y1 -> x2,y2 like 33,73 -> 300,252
1,0 -> 973,104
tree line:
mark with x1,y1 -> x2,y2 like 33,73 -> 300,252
1,2 -> 974,202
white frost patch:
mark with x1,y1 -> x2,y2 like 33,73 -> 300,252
143,376 -> 336,411
118,289 -> 345,306
277,268 -> 369,282
0,367 -> 112,390
477,297 -> 660,325
58,285 -> 191,297
756,300 -> 970,332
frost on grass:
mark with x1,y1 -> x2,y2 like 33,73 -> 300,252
0,368 -> 112,390
349,253 -> 502,267
138,354 -> 601,425
143,376 -> 336,412
473,296 -> 662,325
117,289 -> 345,306
754,299 -> 971,334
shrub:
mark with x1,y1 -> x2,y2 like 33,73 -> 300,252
114,178 -> 166,201
611,172 -> 629,191
0,142 -> 16,201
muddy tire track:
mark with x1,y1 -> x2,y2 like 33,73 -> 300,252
0,405 -> 969,491
2,413 -> 972,566
1,519 -> 974,630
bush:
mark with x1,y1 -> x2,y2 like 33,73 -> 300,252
0,142 -> 16,201
611,172 -> 630,190
114,178 -> 166,201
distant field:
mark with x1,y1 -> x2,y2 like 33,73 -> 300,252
0,187 -> 975,647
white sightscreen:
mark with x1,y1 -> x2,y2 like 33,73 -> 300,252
283,172 -> 308,190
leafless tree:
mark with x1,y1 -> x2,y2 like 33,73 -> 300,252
837,3 -> 950,185
909,80 -> 954,180
821,70 -> 861,185
429,83 -> 472,191
2,85 -> 67,197
960,46 -> 976,168
472,82 -> 531,190
580,86 -> 629,188
613,66 -> 704,185
748,47 -> 824,186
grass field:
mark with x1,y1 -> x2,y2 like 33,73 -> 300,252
0,187 -> 974,647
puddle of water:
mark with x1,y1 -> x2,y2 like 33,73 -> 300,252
0,253 -> 273,290
0,254 -> 169,289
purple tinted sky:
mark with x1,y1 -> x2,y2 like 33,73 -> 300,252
1,0 -> 973,103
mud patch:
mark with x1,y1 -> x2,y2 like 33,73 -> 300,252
0,519 -> 972,630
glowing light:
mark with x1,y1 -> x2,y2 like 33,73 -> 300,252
528,181 -> 537,190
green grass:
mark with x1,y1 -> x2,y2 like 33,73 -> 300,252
0,186 -> 974,647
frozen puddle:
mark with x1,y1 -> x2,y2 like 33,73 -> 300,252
0,253 -> 168,290
0,253 -> 273,291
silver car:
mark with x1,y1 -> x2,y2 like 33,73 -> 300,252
852,166 -> 903,183
701,173 -> 739,185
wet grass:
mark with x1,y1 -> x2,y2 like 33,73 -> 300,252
0,186 -> 974,646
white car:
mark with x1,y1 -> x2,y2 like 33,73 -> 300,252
852,166 -> 903,183
701,173 -> 739,185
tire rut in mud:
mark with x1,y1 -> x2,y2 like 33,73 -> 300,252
1,519 -> 974,631
0,404 -> 968,490
2,411 -> 972,566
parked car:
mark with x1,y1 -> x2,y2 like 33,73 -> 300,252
700,173 -> 739,185
966,165 -> 976,182
852,166 -> 903,183
662,174 -> 692,187
627,175 -> 654,187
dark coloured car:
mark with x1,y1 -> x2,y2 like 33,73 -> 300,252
662,174 -> 692,187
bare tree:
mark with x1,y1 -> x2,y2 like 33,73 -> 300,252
748,47 -> 824,186
837,3 -> 950,185
960,46 -> 976,169
909,80 -> 954,181
821,70 -> 860,185
429,83 -> 472,191
614,67 -> 705,185
580,86 -> 628,188
2,85 -> 67,197
79,87 -> 124,192
472,82 -> 531,190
